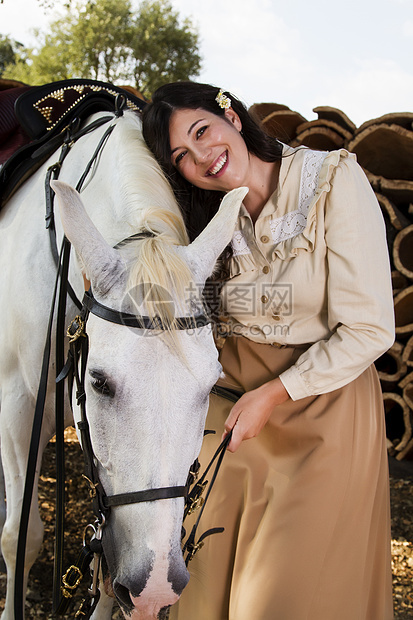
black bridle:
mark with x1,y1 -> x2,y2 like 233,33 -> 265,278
66,287 -> 212,519
57,288 -> 234,618
82,288 -> 211,331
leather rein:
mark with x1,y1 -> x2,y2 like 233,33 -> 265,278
13,98 -> 240,619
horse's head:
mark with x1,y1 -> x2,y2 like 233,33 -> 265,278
52,180 -> 248,618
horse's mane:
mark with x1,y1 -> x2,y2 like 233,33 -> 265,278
116,111 -> 189,245
114,112 -> 198,336
127,232 -> 195,332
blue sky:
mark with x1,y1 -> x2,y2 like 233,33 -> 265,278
1,0 -> 413,126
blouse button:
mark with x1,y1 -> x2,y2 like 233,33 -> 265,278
260,235 -> 269,243
261,295 -> 269,304
272,314 -> 281,321
262,265 -> 270,274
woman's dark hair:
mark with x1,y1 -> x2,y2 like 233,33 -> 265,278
142,81 -> 283,242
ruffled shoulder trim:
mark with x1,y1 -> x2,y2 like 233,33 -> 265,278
228,244 -> 257,277
271,147 -> 356,260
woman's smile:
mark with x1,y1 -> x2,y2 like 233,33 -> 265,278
206,151 -> 228,176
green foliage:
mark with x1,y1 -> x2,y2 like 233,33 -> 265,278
130,0 -> 201,98
0,35 -> 23,77
2,21 -> 74,84
69,0 -> 133,82
1,0 -> 201,96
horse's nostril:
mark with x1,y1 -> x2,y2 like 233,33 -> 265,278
168,562 -> 190,596
113,580 -> 134,613
159,606 -> 172,620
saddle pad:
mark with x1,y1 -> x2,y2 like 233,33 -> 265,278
0,79 -> 146,208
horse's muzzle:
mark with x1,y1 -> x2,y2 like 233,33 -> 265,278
109,554 -> 189,619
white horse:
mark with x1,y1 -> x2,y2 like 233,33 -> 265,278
0,107 -> 247,619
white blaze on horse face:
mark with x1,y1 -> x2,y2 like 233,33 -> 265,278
74,313 -> 220,615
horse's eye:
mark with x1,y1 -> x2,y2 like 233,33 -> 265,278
89,370 -> 114,397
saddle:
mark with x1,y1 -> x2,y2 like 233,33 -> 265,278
0,79 -> 146,209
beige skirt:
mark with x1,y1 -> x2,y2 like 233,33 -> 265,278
172,336 -> 394,620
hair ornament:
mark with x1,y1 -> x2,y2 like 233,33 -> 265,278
215,89 -> 231,110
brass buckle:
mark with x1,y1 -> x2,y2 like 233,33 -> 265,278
75,599 -> 88,617
67,315 -> 85,343
61,565 -> 83,598
187,495 -> 204,516
82,474 -> 99,499
186,480 -> 208,515
188,466 -> 199,483
186,541 -> 204,562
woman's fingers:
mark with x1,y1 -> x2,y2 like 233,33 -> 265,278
221,397 -> 255,452
219,379 -> 290,452
226,421 -> 244,452
221,405 -> 241,451
223,404 -> 241,434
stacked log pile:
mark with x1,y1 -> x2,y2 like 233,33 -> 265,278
250,103 -> 413,460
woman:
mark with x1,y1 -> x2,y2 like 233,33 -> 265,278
142,82 -> 395,620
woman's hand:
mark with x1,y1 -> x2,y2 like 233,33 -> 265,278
222,378 -> 290,452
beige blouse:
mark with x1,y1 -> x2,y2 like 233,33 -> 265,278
220,145 -> 395,401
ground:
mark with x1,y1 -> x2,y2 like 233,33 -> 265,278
0,429 -> 412,619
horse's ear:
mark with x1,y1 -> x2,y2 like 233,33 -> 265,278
51,180 -> 125,296
182,186 -> 249,283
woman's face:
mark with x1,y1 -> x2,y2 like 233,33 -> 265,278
169,107 -> 250,192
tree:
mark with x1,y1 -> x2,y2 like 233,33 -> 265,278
69,0 -> 134,82
1,0 -> 201,97
1,0 -> 71,7
129,0 -> 201,98
2,21 -> 75,84
0,35 -> 23,77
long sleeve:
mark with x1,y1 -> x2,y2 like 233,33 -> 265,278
279,157 -> 395,400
